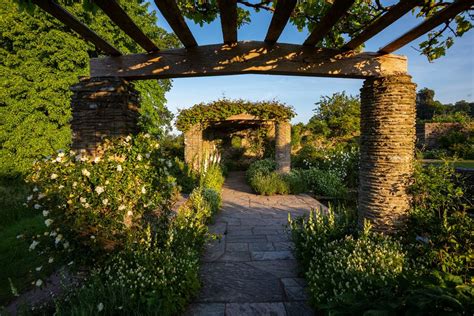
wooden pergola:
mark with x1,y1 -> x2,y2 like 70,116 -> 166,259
32,0 -> 472,232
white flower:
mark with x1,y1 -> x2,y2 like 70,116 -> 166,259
58,185 -> 64,189
45,219 -> 53,227
137,154 -> 142,161
115,164 -> 123,172
72,182 -> 77,188
49,231 -> 57,237
145,153 -> 150,159
38,193 -> 45,200
127,210 -> 133,216
90,235 -> 95,239
26,195 -> 33,202
144,133 -> 150,138
125,135 -> 132,142
141,186 -> 146,194
84,203 -> 90,208
82,169 -> 91,178
48,257 -> 54,264
33,186 -> 38,192
102,199 -> 109,206
50,173 -> 58,180
42,210 -> 49,217
35,266 -> 42,272
55,234 -> 63,244
29,240 -> 40,251
58,152 -> 65,158
34,204 -> 42,209
118,204 -> 126,211
97,302 -> 104,312
63,241 -> 70,249
95,186 -> 105,195
93,156 -> 101,163
16,234 -> 23,239
80,197 -> 87,203
35,279 -> 43,287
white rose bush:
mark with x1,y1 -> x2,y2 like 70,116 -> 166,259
25,133 -> 177,260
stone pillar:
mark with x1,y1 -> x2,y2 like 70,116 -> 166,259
184,124 -> 203,170
359,75 -> 416,233
70,77 -> 139,153
275,121 -> 291,173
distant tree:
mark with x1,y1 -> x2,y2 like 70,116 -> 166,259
0,0 -> 179,176
416,88 -> 447,121
454,100 -> 472,115
307,92 -> 360,140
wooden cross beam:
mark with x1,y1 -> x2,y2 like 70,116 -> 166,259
343,0 -> 420,51
265,0 -> 297,44
32,0 -> 121,56
90,41 -> 407,80
304,0 -> 356,46
217,0 -> 238,43
379,0 -> 473,54
154,0 -> 197,48
93,0 -> 159,52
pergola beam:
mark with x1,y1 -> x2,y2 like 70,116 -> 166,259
154,0 -> 197,48
217,0 -> 238,43
379,0 -> 473,54
265,0 -> 297,44
32,0 -> 121,56
90,41 -> 407,80
343,0 -> 420,51
304,0 -> 356,46
93,0 -> 159,52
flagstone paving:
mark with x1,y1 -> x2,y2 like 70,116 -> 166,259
186,172 -> 326,316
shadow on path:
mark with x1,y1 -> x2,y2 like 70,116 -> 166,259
185,172 -> 324,316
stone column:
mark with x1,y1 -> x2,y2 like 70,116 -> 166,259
359,75 -> 416,233
275,121 -> 291,173
184,124 -> 203,171
70,77 -> 139,153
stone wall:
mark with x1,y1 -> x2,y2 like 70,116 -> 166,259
416,122 -> 464,149
184,125 -> 204,171
70,77 -> 139,153
359,75 -> 416,233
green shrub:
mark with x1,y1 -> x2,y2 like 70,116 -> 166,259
408,162 -> 473,279
246,158 -> 276,180
289,206 -> 356,270
200,164 -> 225,192
282,171 -> 307,194
169,157 -> 199,194
249,172 -> 290,196
301,168 -> 348,198
25,134 -> 177,262
54,227 -> 200,316
305,227 -> 418,313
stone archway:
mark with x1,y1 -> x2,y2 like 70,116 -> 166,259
182,113 -> 292,173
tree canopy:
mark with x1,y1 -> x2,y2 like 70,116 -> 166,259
175,0 -> 472,61
307,92 -> 361,141
1,0 -> 179,176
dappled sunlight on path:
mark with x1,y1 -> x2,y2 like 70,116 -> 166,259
186,172 -> 324,316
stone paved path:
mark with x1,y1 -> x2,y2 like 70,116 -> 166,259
185,172 -> 325,316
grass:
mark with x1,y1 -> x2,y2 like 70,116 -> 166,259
421,159 -> 474,169
0,177 -> 56,306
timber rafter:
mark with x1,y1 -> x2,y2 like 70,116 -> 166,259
30,0 -> 473,78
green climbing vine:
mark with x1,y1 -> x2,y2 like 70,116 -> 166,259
176,99 -> 295,132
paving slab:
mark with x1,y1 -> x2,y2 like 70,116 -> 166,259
186,172 -> 319,315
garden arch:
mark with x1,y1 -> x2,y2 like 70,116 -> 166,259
175,101 -> 294,172
31,0 -> 472,233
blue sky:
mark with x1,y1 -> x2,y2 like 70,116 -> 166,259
148,2 -> 474,124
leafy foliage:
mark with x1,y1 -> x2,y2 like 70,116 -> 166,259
307,92 -> 360,141
1,0 -> 178,176
176,99 -> 295,132
25,134 -> 177,263
174,0 -> 472,61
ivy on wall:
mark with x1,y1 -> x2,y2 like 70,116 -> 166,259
176,99 -> 295,132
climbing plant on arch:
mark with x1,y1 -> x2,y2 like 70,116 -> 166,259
176,99 -> 295,132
